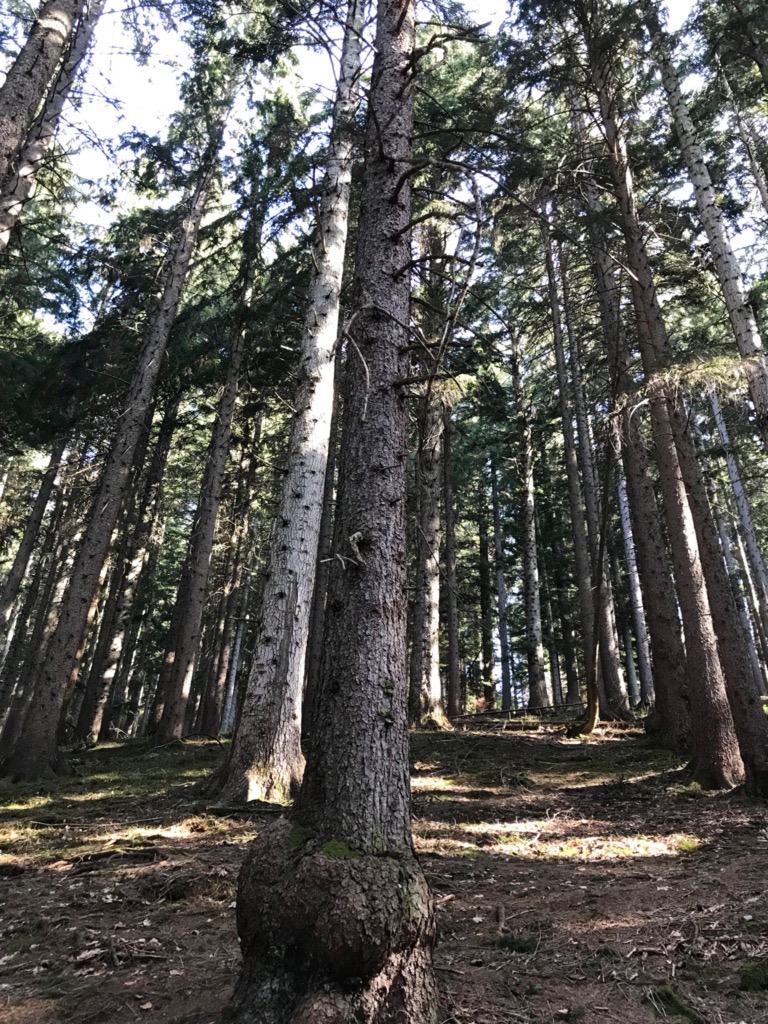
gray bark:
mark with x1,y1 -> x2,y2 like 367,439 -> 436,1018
217,0 -> 365,803
0,0 -> 82,189
0,0 -> 104,249
617,462 -> 654,703
491,461 -> 512,710
2,120 -> 223,780
442,405 -> 461,720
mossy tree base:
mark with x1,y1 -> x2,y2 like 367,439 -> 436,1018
225,818 -> 439,1024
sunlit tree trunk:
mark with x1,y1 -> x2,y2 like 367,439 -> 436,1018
442,404 -> 461,720
0,0 -> 82,188
478,503 -> 495,708
0,0 -> 104,249
215,0 -> 364,804
491,461 -> 513,710
617,456 -> 654,704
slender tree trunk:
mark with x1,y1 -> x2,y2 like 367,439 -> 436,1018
718,66 -> 768,219
154,300 -> 246,745
478,504 -> 495,708
2,119 -> 224,780
645,4 -> 768,430
215,0 -> 364,805
229,0 -> 439,1015
409,393 -> 449,727
549,534 -> 581,705
616,457 -> 654,703
0,0 -> 104,249
0,0 -> 82,188
0,436 -> 66,629
490,461 -> 512,711
590,53 -> 743,786
442,405 -> 461,720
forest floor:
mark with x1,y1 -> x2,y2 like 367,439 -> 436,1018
1,728 -> 768,1024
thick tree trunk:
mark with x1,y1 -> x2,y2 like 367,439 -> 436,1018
0,0 -> 82,188
646,4 -> 768,430
0,0 -> 104,249
0,435 -> 66,629
442,405 -> 461,720
229,0 -> 439,1017
2,124 -> 222,780
409,393 -> 449,727
215,1 -> 364,806
591,55 -> 743,786
491,462 -> 513,710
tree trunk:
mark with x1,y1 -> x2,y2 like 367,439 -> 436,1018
590,52 -> 743,787
0,435 -> 66,629
0,0 -> 82,189
441,405 -> 461,720
409,393 -> 449,727
2,119 -> 223,780
214,0 -> 364,806
0,0 -> 104,249
229,0 -> 439,1016
616,455 -> 654,704
490,461 -> 513,711
154,295 -> 246,745
646,3 -> 768,431
477,504 -> 495,708
718,66 -> 768,219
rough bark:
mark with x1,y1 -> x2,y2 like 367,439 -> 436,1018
0,0 -> 82,189
0,435 -> 66,629
2,123 -> 223,780
409,393 -> 449,727
442,405 -> 461,720
646,3 -> 768,431
229,0 -> 438,1017
0,0 -> 104,249
477,504 -> 495,708
215,0 -> 364,806
589,46 -> 744,786
490,461 -> 513,710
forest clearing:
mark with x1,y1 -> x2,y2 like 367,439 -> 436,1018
4,0 -> 768,1019
2,730 -> 768,1024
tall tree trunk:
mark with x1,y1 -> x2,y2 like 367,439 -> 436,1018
718,65 -> 768,219
409,393 -> 449,727
229,0 -> 439,1016
0,0 -> 82,188
477,504 -> 495,708
154,293 -> 246,745
590,50 -> 743,787
0,435 -> 66,629
616,455 -> 654,704
709,386 -> 768,634
0,0 -> 104,249
442,405 -> 461,720
645,3 -> 768,430
2,119 -> 224,780
490,461 -> 513,711
214,0 -> 364,805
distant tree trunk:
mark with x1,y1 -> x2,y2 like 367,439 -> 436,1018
541,566 -> 563,706
549,534 -> 581,705
2,117 -> 224,780
228,0 -> 439,1015
154,294 -> 246,745
718,66 -> 768,219
477,504 -> 495,708
442,405 -> 461,720
709,386 -> 768,635
590,53 -> 743,787
645,4 -> 768,431
0,436 -> 66,629
541,219 -> 600,722
0,0 -> 104,249
215,0 -> 364,805
409,393 -> 449,727
490,461 -> 513,710
0,0 -> 82,189
616,458 -> 654,704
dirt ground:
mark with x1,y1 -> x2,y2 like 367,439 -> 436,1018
1,728 -> 767,1024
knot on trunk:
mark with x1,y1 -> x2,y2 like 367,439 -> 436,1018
236,818 -> 434,984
